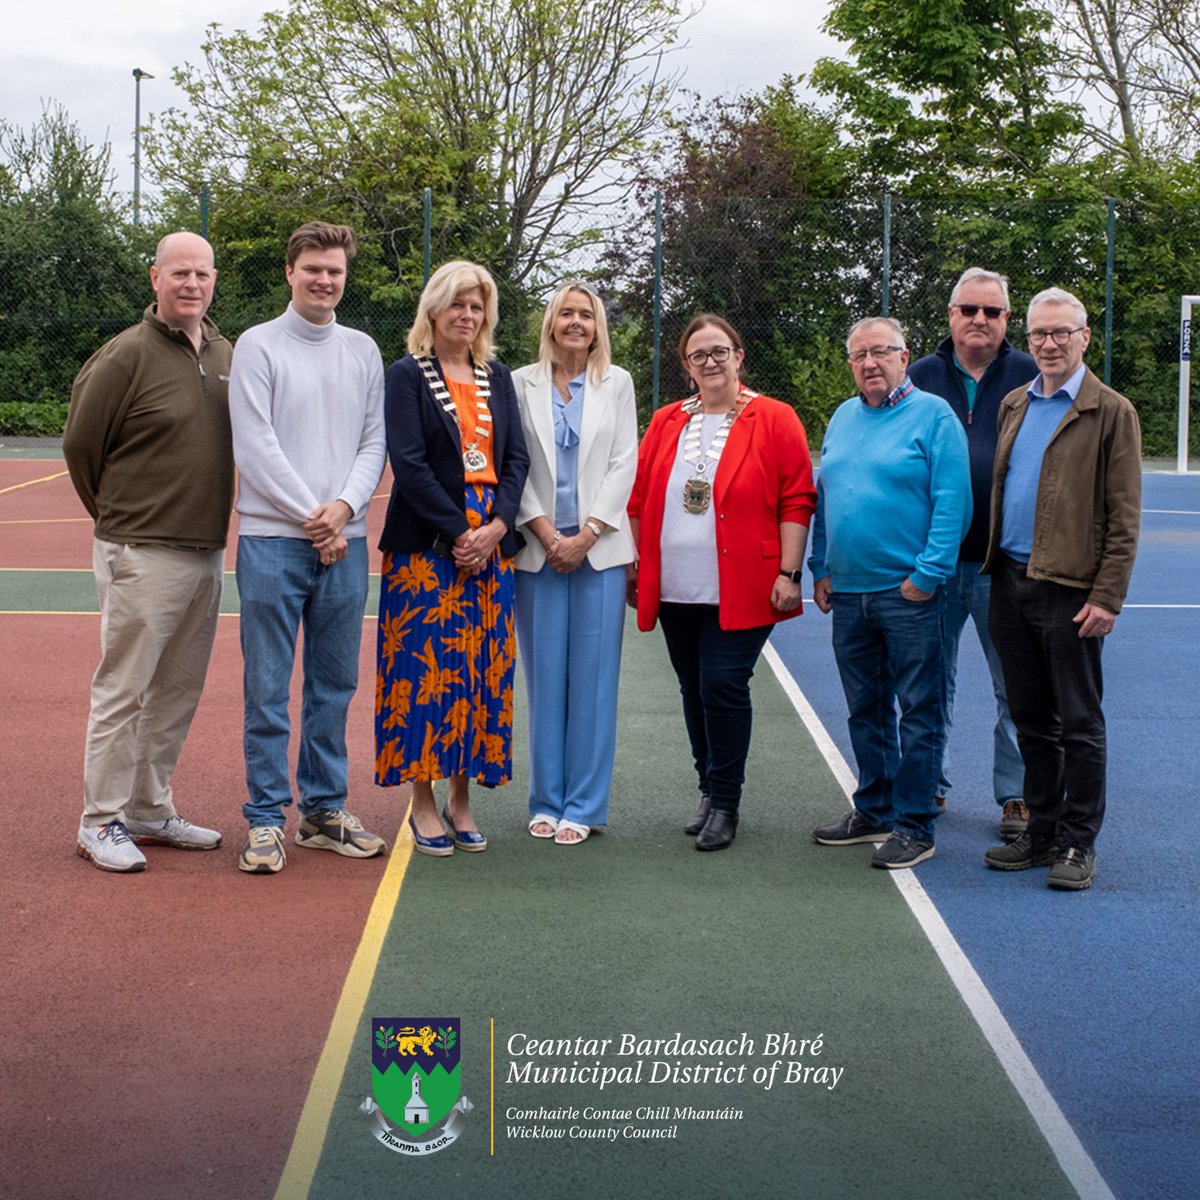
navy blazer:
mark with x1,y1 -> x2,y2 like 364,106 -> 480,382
379,353 -> 530,558
908,336 -> 1036,561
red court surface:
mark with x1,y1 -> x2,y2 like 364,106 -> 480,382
1,462 -> 406,1200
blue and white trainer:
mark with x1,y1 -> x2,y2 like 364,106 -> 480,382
77,821 -> 147,872
124,815 -> 222,850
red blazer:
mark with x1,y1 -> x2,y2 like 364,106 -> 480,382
629,392 -> 816,631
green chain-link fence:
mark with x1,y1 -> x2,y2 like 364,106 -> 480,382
1,189 -> 1195,456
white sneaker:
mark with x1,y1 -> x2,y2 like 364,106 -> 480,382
77,822 -> 147,873
239,825 -> 286,874
124,814 -> 222,850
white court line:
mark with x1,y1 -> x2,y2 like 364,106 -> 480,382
1143,508 -> 1200,515
762,642 -> 1116,1200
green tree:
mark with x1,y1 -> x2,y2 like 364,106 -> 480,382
812,0 -> 1083,192
605,79 -> 874,434
147,0 -> 689,302
0,105 -> 150,430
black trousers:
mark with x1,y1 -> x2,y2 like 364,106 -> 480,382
657,603 -> 772,813
988,554 -> 1107,848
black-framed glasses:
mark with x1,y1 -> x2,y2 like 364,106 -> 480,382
1027,327 -> 1085,347
953,303 -> 1007,320
848,344 -> 904,364
685,345 -> 735,366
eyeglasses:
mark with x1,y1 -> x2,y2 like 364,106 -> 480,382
1027,327 -> 1085,347
953,304 -> 1007,320
848,345 -> 904,364
685,346 -> 735,366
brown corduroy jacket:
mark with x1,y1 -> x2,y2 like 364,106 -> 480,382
982,366 -> 1141,613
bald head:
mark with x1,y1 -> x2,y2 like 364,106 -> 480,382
155,231 -> 213,269
150,232 -> 217,341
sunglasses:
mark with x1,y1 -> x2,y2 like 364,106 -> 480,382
953,304 -> 1007,320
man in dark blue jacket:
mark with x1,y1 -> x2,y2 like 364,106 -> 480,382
909,268 -> 1037,841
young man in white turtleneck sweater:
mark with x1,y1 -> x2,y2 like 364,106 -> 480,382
229,221 -> 387,874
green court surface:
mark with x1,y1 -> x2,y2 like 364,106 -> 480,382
287,622 -> 1078,1200
0,569 -> 381,614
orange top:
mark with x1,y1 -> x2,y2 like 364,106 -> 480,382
447,377 -> 497,485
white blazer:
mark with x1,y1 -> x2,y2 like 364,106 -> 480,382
512,362 -> 638,573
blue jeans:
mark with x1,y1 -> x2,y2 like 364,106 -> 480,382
830,587 -> 945,840
657,604 -> 772,813
939,561 -> 1023,805
237,535 -> 368,827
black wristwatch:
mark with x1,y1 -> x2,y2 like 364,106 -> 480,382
779,569 -> 803,583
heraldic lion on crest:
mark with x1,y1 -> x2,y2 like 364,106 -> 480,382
394,1025 -> 438,1056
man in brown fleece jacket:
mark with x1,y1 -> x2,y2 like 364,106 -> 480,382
64,231 -> 233,872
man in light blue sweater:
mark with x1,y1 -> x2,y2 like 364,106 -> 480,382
809,317 -> 971,870
230,222 -> 387,874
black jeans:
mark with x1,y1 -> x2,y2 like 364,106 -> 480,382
988,554 -> 1107,847
657,603 -> 772,813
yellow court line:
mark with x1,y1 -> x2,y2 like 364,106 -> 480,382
274,821 -> 416,1200
0,610 -> 100,616
0,470 -> 69,494
0,517 -> 91,525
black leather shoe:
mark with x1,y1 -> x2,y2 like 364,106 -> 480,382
695,808 -> 738,851
684,795 -> 712,836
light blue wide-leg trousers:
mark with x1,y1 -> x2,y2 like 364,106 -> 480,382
514,560 -> 626,827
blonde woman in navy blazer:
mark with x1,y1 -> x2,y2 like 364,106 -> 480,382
513,283 -> 638,844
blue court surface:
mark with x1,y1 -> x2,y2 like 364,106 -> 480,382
768,470 -> 1200,1200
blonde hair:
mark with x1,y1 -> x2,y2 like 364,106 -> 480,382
536,282 -> 612,385
407,260 -> 499,363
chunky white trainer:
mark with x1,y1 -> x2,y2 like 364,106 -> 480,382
77,822 -> 148,873
239,825 -> 286,874
124,815 -> 222,850
295,808 -> 386,858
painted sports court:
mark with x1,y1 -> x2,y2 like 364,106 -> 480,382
1,449 -> 1195,1200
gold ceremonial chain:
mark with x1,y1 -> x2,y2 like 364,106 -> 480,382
679,387 -> 756,514
416,355 -> 493,471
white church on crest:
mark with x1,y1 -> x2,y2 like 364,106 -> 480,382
405,1072 -> 430,1124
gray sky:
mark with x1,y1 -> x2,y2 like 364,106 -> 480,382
1,0 -> 839,195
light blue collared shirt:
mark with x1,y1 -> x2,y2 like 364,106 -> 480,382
999,364 -> 1085,561
553,372 -> 585,529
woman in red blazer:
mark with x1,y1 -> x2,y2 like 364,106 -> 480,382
627,314 -> 816,850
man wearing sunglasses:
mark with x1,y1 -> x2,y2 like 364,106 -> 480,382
981,288 -> 1141,890
909,268 -> 1037,842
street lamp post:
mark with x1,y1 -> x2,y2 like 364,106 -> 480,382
132,68 -> 154,225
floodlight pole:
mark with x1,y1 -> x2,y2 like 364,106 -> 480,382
132,68 -> 154,225
1179,296 -> 1200,474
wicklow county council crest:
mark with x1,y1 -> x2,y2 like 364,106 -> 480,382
360,1017 -> 472,1156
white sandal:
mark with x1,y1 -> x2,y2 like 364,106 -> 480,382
554,820 -> 590,845
529,814 -> 559,839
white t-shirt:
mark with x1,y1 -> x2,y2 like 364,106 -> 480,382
659,413 -> 725,605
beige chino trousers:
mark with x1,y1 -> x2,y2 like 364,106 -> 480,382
81,539 -> 224,826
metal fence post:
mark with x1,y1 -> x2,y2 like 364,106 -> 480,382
652,188 -> 663,409
423,187 -> 432,284
199,185 -> 209,241
1104,198 -> 1115,386
881,192 -> 892,317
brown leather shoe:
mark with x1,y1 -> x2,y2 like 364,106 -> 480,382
999,799 -> 1029,841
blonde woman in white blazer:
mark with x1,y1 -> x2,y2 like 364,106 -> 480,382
513,283 -> 639,844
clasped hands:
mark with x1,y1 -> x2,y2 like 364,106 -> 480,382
542,528 -> 592,574
303,500 -> 353,565
453,518 -> 507,577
